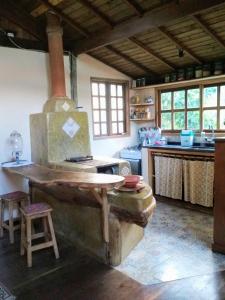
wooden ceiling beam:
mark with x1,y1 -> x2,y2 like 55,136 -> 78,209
122,0 -> 143,16
191,14 -> 225,51
38,0 -> 90,37
0,34 -> 48,51
105,45 -> 158,76
71,0 -> 225,54
128,37 -> 175,71
0,0 -> 45,41
158,26 -> 202,64
88,53 -> 134,78
78,0 -> 114,28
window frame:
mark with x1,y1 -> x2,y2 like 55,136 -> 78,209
158,83 -> 225,133
91,77 -> 130,139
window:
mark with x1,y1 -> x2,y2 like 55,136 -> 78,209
91,79 -> 128,137
159,84 -> 225,131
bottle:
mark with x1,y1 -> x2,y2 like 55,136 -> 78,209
200,132 -> 206,147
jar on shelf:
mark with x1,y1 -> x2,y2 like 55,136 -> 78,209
195,65 -> 203,78
186,66 -> 194,80
136,78 -> 141,87
214,61 -> 224,75
140,78 -> 146,86
202,63 -> 211,77
177,69 -> 185,81
164,74 -> 170,83
170,72 -> 177,82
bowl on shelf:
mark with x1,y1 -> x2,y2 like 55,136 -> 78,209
123,175 -> 140,188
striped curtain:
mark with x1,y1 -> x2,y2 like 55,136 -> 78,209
154,156 -> 183,200
183,160 -> 214,207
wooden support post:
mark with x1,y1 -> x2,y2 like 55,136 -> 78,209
101,188 -> 110,243
212,138 -> 225,253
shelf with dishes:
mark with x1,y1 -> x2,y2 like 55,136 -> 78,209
130,103 -> 154,107
129,118 -> 155,122
129,95 -> 155,122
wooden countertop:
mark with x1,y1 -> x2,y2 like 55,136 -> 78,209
4,164 -> 125,189
144,145 -> 215,157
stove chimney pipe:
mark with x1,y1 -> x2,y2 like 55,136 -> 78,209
46,11 -> 66,98
43,11 -> 75,112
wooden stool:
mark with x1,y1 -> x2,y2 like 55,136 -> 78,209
0,191 -> 28,244
20,202 -> 59,267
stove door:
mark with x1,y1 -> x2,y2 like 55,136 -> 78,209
97,164 -> 119,175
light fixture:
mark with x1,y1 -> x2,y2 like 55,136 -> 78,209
9,130 -> 23,164
178,48 -> 184,58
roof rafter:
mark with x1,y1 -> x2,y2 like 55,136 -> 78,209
122,0 -> 143,16
0,0 -> 45,41
71,0 -> 225,54
158,26 -> 202,64
105,45 -> 158,76
128,37 -> 175,71
78,0 -> 114,28
88,53 -> 134,78
38,0 -> 90,37
191,14 -> 225,51
0,34 -> 48,51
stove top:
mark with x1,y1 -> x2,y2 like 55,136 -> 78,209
65,155 -> 93,163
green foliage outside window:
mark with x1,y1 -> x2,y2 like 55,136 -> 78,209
160,84 -> 225,131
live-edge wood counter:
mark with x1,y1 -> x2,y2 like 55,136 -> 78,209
3,164 -> 125,245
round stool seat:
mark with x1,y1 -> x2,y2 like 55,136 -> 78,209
23,203 -> 52,216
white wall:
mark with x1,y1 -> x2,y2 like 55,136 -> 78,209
0,46 -> 71,194
77,54 -> 138,157
0,48 -> 139,194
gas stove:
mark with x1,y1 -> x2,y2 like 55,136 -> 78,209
65,155 -> 93,163
65,156 -> 119,174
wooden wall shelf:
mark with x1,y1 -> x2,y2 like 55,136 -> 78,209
130,103 -> 154,106
130,118 -> 155,122
132,74 -> 225,91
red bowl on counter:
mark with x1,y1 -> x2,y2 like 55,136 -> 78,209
123,175 -> 140,188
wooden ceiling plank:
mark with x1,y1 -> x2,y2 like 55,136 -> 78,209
122,0 -> 143,16
31,0 -> 63,17
158,26 -> 202,64
78,0 -> 114,28
191,14 -> 225,51
128,36 -> 175,71
105,45 -> 158,76
88,53 -> 134,78
38,0 -> 90,37
0,0 -> 44,40
71,0 -> 225,54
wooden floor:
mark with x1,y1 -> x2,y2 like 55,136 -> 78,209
1,231 -> 225,299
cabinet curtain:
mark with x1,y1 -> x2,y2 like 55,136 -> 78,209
154,155 -> 214,207
183,160 -> 214,207
154,156 -> 183,200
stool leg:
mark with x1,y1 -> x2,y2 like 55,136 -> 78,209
20,214 -> 26,256
0,199 -> 3,238
26,217 -> 32,267
47,212 -> 59,259
8,202 -> 14,244
42,217 -> 49,242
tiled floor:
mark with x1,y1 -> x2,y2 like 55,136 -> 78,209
116,199 -> 225,285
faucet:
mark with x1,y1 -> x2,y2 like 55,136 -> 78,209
208,125 -> 215,142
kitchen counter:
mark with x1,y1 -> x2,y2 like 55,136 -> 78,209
141,144 -> 215,188
143,144 -> 215,153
